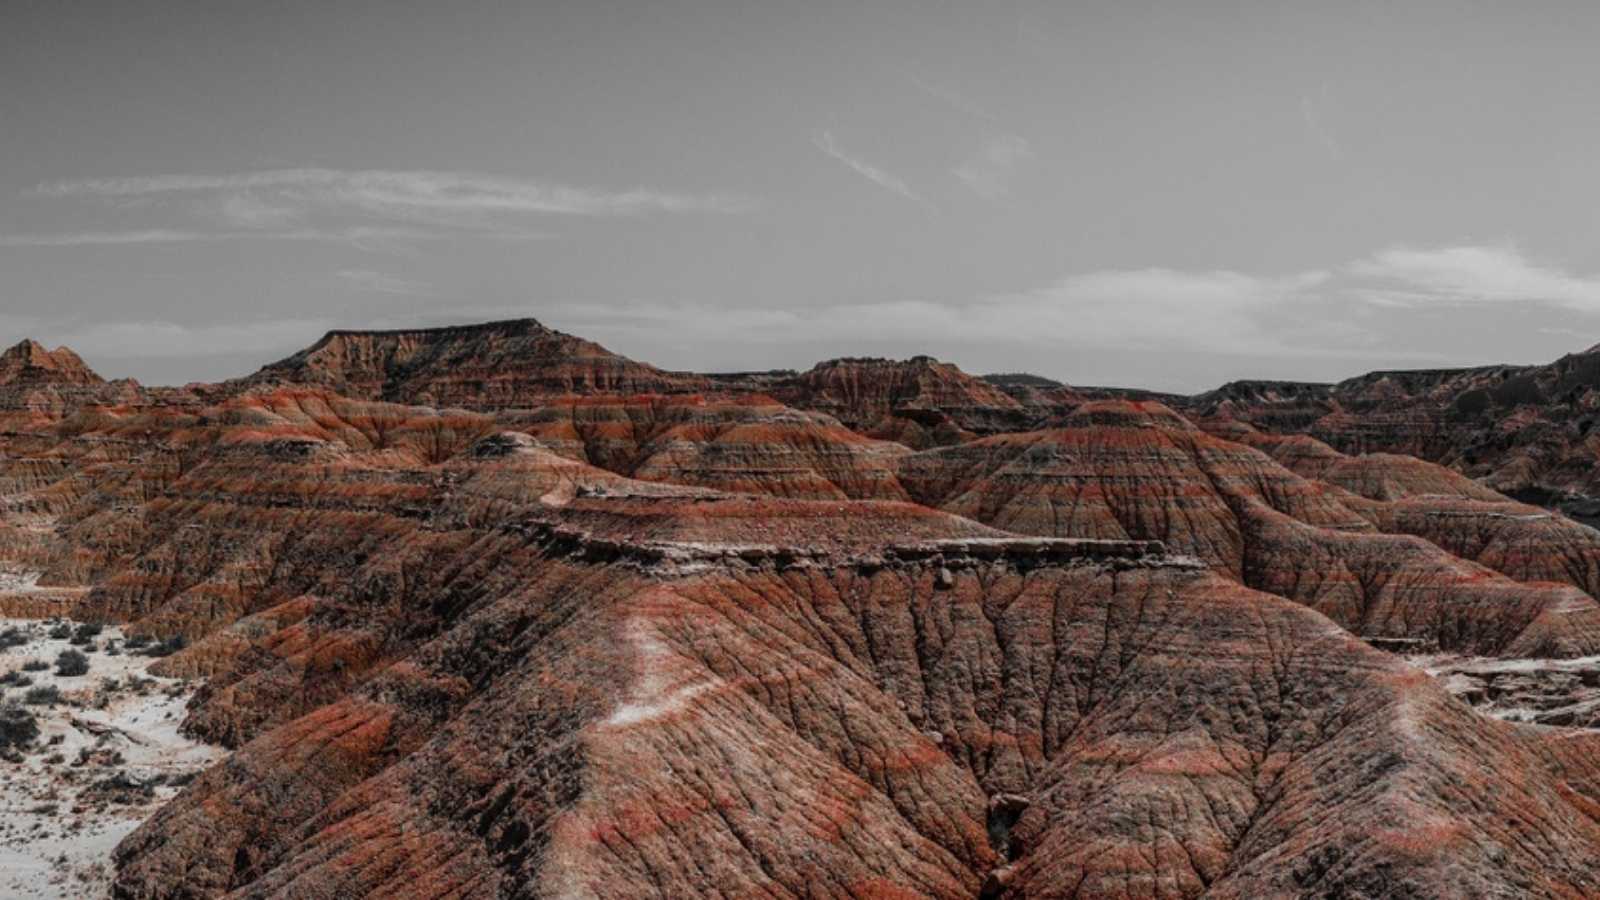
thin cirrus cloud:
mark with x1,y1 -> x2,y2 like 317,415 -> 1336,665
0,225 -> 495,248
952,134 -> 1033,200
336,268 -> 431,296
36,168 -> 756,218
811,131 -> 937,211
6,168 -> 753,249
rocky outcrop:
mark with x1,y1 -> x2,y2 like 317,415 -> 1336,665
1186,342 -> 1600,507
0,339 -> 104,389
2,323 -> 1600,897
244,319 -> 710,409
768,356 -> 1034,447
0,339 -> 145,424
501,394 -> 913,501
111,544 -> 1600,898
898,400 -> 1600,658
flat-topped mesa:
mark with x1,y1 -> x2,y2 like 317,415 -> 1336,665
0,339 -> 105,387
242,317 -> 711,410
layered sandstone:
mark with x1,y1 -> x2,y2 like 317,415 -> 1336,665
245,319 -> 710,409
0,329 -> 1598,898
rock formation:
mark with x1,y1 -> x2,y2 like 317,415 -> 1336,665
0,327 -> 1597,897
244,319 -> 710,409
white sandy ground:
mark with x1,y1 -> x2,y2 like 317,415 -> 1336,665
1409,651 -> 1600,726
0,570 -> 44,593
0,616 -> 221,898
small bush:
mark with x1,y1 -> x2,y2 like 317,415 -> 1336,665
22,685 -> 61,706
70,623 -> 103,645
0,628 -> 28,650
21,660 -> 48,672
1,672 -> 34,688
55,649 -> 90,677
46,623 -> 71,641
123,634 -> 151,651
0,701 -> 38,750
142,634 -> 187,658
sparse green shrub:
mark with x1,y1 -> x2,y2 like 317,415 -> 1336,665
22,685 -> 61,706
54,649 -> 90,677
0,701 -> 37,750
142,634 -> 187,658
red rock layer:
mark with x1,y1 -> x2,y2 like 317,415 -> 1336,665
111,548 -> 1600,898
898,400 -> 1600,657
1221,424 -> 1600,600
503,393 -> 912,500
770,356 -> 1033,447
1185,345 -> 1600,502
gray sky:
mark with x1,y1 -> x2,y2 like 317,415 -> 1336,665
4,0 -> 1600,391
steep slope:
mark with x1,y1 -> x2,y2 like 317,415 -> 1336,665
769,356 -> 1034,448
245,319 -> 710,409
4,323 -> 1600,898
1187,342 -> 1600,508
1219,423 -> 1600,600
0,339 -> 145,426
0,339 -> 104,388
502,394 -> 912,501
898,400 -> 1600,657
111,538 -> 1600,899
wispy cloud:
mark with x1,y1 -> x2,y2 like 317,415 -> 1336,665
952,134 -> 1033,200
812,131 -> 937,211
336,268 -> 430,296
12,168 -> 750,251
1300,94 -> 1343,160
1347,245 -> 1600,312
38,168 -> 755,218
529,244 -> 1600,367
896,69 -> 999,123
0,225 -> 468,248
0,230 -> 216,247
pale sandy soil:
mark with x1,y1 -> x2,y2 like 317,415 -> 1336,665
0,617 -> 220,899
1410,651 -> 1600,727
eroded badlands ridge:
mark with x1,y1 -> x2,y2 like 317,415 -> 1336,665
2,321 -> 1600,898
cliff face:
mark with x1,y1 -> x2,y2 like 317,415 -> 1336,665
4,325 -> 1600,897
244,319 -> 711,409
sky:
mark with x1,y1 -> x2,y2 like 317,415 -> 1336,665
4,0 -> 1600,391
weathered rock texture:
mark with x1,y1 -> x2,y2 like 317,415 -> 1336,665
764,356 -> 1036,448
0,329 -> 1597,898
1185,343 -> 1600,507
